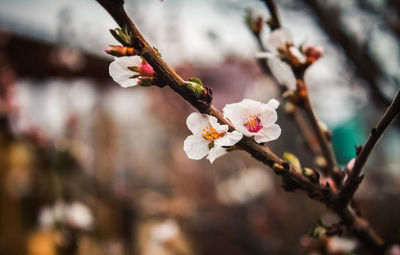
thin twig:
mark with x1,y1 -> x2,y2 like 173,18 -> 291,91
259,0 -> 334,174
254,27 -> 321,156
261,0 -> 281,30
340,89 -> 400,203
290,107 -> 321,155
298,79 -> 341,182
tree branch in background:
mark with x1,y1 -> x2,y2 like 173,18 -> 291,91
297,79 -> 341,182
301,0 -> 392,108
340,89 -> 400,204
250,3 -> 322,157
261,0 -> 281,30
95,0 -> 386,252
257,0 -> 340,179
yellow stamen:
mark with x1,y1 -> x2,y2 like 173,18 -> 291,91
201,126 -> 225,141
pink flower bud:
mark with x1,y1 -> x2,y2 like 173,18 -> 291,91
139,61 -> 154,77
347,158 -> 356,171
105,45 -> 136,57
303,45 -> 324,64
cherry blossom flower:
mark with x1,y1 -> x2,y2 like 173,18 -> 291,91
256,28 -> 297,89
184,112 -> 243,163
223,98 -> 281,144
256,28 -> 323,90
109,56 -> 154,88
216,167 -> 273,205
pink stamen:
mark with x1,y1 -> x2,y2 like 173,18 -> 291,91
244,115 -> 263,133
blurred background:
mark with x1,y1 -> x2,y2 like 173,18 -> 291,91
0,0 -> 399,254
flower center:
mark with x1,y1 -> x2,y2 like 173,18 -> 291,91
201,126 -> 225,141
244,114 -> 263,133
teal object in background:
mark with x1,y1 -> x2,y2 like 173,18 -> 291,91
331,117 -> 367,167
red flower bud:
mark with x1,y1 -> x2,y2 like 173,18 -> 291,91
105,45 -> 136,57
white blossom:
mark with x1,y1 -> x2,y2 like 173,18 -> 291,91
328,237 -> 358,253
257,28 -> 297,90
184,112 -> 243,163
217,167 -> 273,205
65,201 -> 93,230
109,56 -> 154,88
257,28 -> 324,91
150,219 -> 180,244
223,98 -> 281,144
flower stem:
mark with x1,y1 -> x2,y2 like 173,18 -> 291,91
297,79 -> 341,182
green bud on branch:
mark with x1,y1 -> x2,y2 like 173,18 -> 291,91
183,77 -> 206,98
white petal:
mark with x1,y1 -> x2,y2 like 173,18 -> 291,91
266,28 -> 292,53
214,131 -> 243,147
120,77 -> 139,88
186,112 -> 210,135
109,60 -> 133,81
259,107 -> 278,127
241,98 -> 263,109
208,115 -> 228,133
109,56 -> 142,88
266,98 -> 280,110
254,124 -> 281,143
223,100 -> 261,137
207,147 -> 227,163
116,56 -> 142,68
255,52 -> 276,59
223,103 -> 245,130
267,57 -> 296,90
289,46 -> 306,64
183,135 -> 209,160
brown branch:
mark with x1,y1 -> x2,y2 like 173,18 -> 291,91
95,0 -> 385,252
297,79 -> 341,182
340,89 -> 400,203
261,0 -> 281,30
290,107 -> 321,155
337,205 -> 385,253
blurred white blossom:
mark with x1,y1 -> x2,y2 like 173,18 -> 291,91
217,167 -> 273,205
38,200 -> 93,230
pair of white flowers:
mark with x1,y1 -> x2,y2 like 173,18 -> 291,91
184,98 -> 281,163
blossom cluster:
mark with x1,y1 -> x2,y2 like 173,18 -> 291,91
106,46 -> 282,164
105,33 -> 305,164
